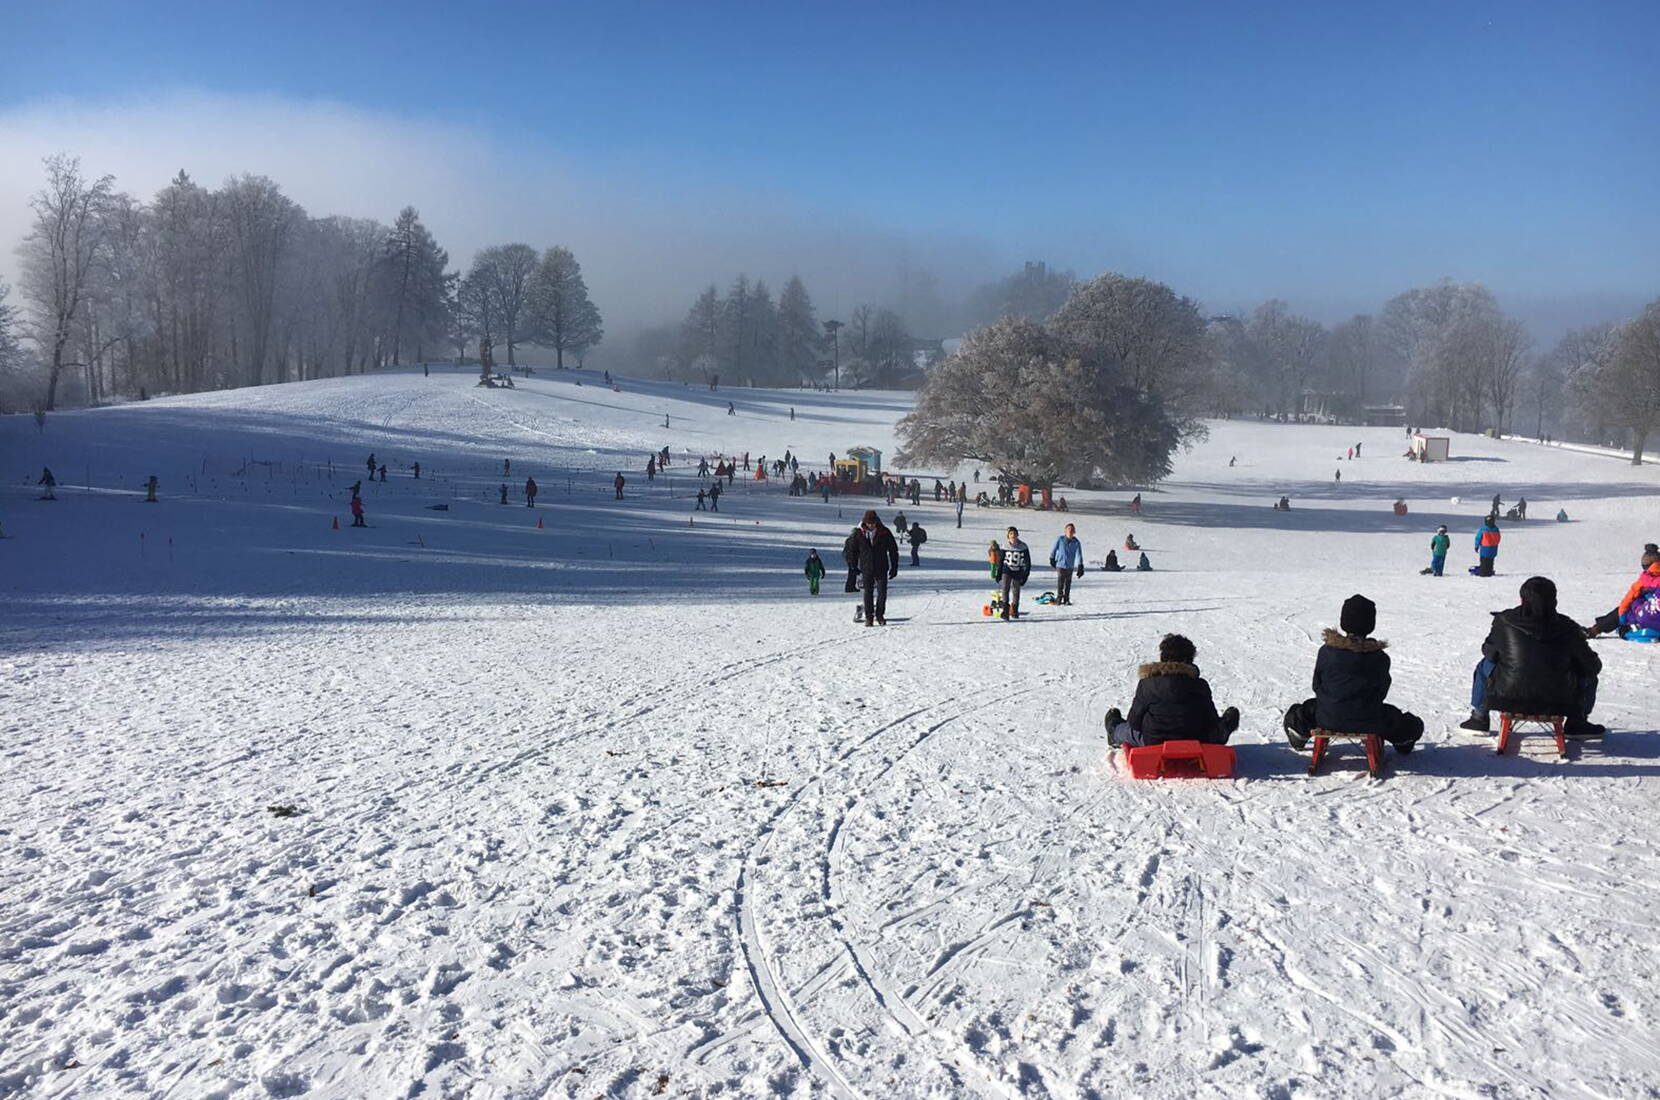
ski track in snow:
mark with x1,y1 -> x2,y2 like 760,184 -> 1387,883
4,367 -> 1660,1097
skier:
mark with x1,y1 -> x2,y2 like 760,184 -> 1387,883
614,473 -> 626,500
1281,594 -> 1424,753
525,477 -> 538,507
144,475 -> 158,503
1103,549 -> 1124,572
804,549 -> 825,595
1458,576 -> 1603,737
350,491 -> 366,527
1103,633 -> 1240,748
997,526 -> 1031,620
1473,515 -> 1501,577
853,512 -> 900,626
1424,525 -> 1450,576
1050,523 -> 1084,606
907,522 -> 927,567
1588,545 -> 1660,638
37,467 -> 56,500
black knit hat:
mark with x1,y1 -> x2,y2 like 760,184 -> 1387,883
1340,594 -> 1376,637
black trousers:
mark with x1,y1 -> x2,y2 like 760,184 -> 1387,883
1477,557 -> 1495,577
862,571 -> 889,621
1056,568 -> 1073,603
1285,699 -> 1422,747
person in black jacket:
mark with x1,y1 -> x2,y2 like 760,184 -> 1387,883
1282,595 -> 1423,752
1459,576 -> 1603,736
853,510 -> 900,626
1104,634 -> 1240,747
841,526 -> 863,596
997,526 -> 1031,620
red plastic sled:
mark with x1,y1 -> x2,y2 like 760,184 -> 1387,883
1123,739 -> 1236,779
1497,714 -> 1566,758
1307,730 -> 1385,778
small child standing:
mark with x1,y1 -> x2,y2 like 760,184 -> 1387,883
804,549 -> 825,595
1426,525 -> 1450,576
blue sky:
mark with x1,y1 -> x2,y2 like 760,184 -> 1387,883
2,0 -> 1657,335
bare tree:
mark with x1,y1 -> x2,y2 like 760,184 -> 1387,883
17,155 -> 114,409
1575,302 -> 1660,463
472,244 -> 538,366
222,174 -> 299,386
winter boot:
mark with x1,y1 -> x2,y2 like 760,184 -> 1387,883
1564,717 -> 1607,739
1103,708 -> 1124,743
1220,706 -> 1241,735
1458,710 -> 1491,734
1282,705 -> 1308,751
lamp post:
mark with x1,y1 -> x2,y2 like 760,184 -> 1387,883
823,319 -> 842,391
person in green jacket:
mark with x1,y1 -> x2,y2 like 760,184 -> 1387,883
804,549 -> 826,596
1424,525 -> 1451,576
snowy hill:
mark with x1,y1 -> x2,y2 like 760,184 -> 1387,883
4,369 -> 1660,1098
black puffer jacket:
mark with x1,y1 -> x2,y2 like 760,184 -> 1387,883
1126,662 -> 1223,743
1481,607 -> 1601,714
1311,629 -> 1393,734
851,525 -> 901,577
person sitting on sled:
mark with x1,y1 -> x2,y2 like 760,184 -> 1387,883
1104,633 -> 1240,748
1458,576 -> 1603,737
1123,532 -> 1140,551
1136,551 -> 1153,572
1587,544 -> 1660,638
1282,594 -> 1424,753
1103,549 -> 1124,572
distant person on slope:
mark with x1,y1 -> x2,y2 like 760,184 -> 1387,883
708,481 -> 721,510
854,512 -> 900,626
1103,549 -> 1124,572
1137,552 -> 1153,572
843,526 -> 864,597
525,477 -> 538,507
614,473 -> 626,500
804,549 -> 825,596
1050,523 -> 1084,606
499,483 -> 509,505
997,526 -> 1031,620
144,475 -> 158,503
1104,633 -> 1240,748
37,468 -> 56,500
907,522 -> 927,567
1473,515 -> 1501,577
646,456 -> 656,482
1282,594 -> 1423,754
1587,544 -> 1660,638
1123,533 -> 1140,551
350,491 -> 366,527
1459,576 -> 1602,737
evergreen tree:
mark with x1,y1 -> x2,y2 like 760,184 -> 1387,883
776,275 -> 821,384
376,207 -> 451,366
531,246 -> 602,369
679,284 -> 720,380
720,275 -> 752,382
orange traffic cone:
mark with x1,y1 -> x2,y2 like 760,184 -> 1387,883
332,516 -> 339,530
536,516 -> 544,529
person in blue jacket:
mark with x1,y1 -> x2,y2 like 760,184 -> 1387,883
1049,522 -> 1085,605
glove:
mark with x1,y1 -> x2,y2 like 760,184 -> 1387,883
1049,556 -> 1056,568
1076,566 -> 1084,577
888,568 -> 898,580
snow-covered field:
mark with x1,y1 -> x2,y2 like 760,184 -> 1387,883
4,367 -> 1659,1098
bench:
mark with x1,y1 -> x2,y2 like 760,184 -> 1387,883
1123,739 -> 1236,779
1307,730 -> 1385,778
1497,714 -> 1566,758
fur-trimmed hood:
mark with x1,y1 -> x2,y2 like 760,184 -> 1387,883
1138,661 -> 1199,679
1321,629 -> 1388,653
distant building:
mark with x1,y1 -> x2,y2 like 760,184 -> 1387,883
1362,403 -> 1407,427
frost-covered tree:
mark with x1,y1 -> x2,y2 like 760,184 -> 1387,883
454,269 -> 497,363
965,260 -> 1076,326
1572,301 -> 1660,463
678,284 -> 720,380
1247,300 -> 1326,418
1049,273 -> 1211,416
864,309 -> 913,388
17,154 -> 114,409
530,246 -> 602,369
471,243 -> 538,366
222,174 -> 300,386
896,317 -> 1180,486
377,207 -> 451,366
775,275 -> 820,384
746,279 -> 778,382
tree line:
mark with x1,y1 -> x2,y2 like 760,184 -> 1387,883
0,155 -> 602,411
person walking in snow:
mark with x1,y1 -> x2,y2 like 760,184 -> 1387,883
804,549 -> 825,595
1516,496 -> 1528,520
1050,522 -> 1084,606
37,467 -> 56,500
412,462 -> 420,479
696,488 -> 707,511
727,402 -> 735,415
1491,493 -> 1502,516
367,453 -> 377,477
378,464 -> 387,482
697,457 -> 709,478
499,483 -> 509,505
907,522 -> 927,567
1103,633 -> 1240,748
854,511 -> 901,626
614,473 -> 626,500
503,458 -> 511,476
646,456 -> 656,482
1334,468 -> 1341,483
708,481 -> 721,510
1130,493 -> 1142,515
894,511 -> 909,537
525,477 -> 538,507
1425,525 -> 1450,576
1355,442 -> 1362,457
350,491 -> 366,527
1459,576 -> 1602,737
955,495 -> 964,528
997,526 -> 1032,620
1473,515 -> 1501,576
842,525 -> 863,597
1281,594 -> 1423,754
